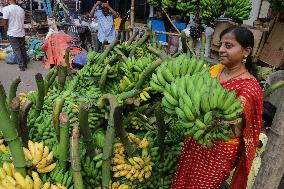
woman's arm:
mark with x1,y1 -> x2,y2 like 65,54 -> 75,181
88,1 -> 101,18
102,2 -> 119,18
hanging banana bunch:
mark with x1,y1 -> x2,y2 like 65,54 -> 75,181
161,0 -> 176,9
176,0 -> 197,15
224,0 -> 252,21
200,0 -> 223,21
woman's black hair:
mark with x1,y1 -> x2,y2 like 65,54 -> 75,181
220,26 -> 258,78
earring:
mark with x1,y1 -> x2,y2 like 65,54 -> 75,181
243,55 -> 247,64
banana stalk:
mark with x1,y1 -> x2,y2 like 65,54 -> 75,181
48,68 -> 58,90
44,68 -> 55,94
78,103 -> 96,157
98,39 -> 118,64
107,54 -> 122,67
35,73 -> 45,118
114,106 -> 138,157
147,46 -> 168,60
200,32 -> 206,59
129,33 -> 150,57
11,97 -> 20,135
19,99 -> 33,147
99,65 -> 110,89
97,94 -> 117,188
127,30 -> 139,46
8,76 -> 21,111
58,112 -> 70,170
65,48 -> 73,79
113,47 -> 128,62
0,83 -> 26,176
52,98 -> 65,142
264,80 -> 284,98
58,65 -> 67,92
155,104 -> 167,161
70,126 -> 84,189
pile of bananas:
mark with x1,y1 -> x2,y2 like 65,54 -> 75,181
224,0 -> 252,20
200,0 -> 223,21
161,0 -> 176,9
112,134 -> 153,183
0,162 -> 66,189
150,54 -> 209,92
23,141 -> 56,173
49,166 -> 73,188
147,0 -> 161,7
161,73 -> 243,146
176,0 -> 196,14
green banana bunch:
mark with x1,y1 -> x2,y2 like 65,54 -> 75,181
147,0 -> 161,7
49,166 -> 73,188
161,0 -> 176,9
86,51 -> 100,63
150,54 -> 209,93
200,0 -> 223,21
176,0 -> 196,14
161,73 -> 243,147
224,0 -> 252,20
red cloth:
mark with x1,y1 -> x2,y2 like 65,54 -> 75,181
41,33 -> 82,69
171,78 -> 263,189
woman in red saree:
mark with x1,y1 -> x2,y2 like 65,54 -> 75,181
171,26 -> 263,189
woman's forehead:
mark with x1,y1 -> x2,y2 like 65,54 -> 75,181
220,32 -> 237,42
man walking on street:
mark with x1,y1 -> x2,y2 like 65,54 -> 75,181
3,0 -> 28,71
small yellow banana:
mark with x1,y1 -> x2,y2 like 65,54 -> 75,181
142,90 -> 151,98
0,168 -> 6,179
36,157 -> 48,169
25,175 -> 34,189
33,142 -> 44,165
37,162 -> 56,173
0,144 -> 8,154
42,146 -> 50,158
32,171 -> 43,189
3,162 -> 12,176
41,181 -> 51,189
14,172 -> 26,188
28,140 -> 35,158
23,147 -> 33,161
139,92 -> 148,101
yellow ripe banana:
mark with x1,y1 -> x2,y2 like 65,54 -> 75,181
5,175 -> 16,186
56,183 -> 67,189
118,184 -> 129,189
33,142 -> 44,165
118,170 -> 129,177
133,169 -> 140,178
42,146 -> 50,158
0,144 -> 8,154
32,171 -> 43,189
23,147 -> 33,161
28,140 -> 35,158
0,168 -> 6,179
133,157 -> 145,167
123,76 -> 132,85
143,87 -> 151,91
125,171 -> 134,179
139,92 -> 148,101
41,182 -> 51,189
51,184 -> 58,189
0,139 -> 4,144
1,177 -> 15,188
46,151 -> 54,165
128,158 -> 141,169
36,157 -> 48,169
37,162 -> 56,173
144,171 -> 151,179
14,172 -> 26,189
142,90 -> 151,99
129,166 -> 136,174
3,162 -> 13,176
138,169 -> 145,179
25,175 -> 34,189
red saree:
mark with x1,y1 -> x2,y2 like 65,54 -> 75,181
171,77 -> 263,189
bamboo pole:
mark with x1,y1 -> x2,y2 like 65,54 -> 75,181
161,7 -> 180,34
58,112 -> 70,170
19,100 -> 33,147
130,0 -> 135,36
200,32 -> 206,59
35,73 -> 45,118
0,83 -> 26,176
70,126 -> 84,189
78,103 -> 96,157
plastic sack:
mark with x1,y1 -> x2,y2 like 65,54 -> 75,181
5,51 -> 17,64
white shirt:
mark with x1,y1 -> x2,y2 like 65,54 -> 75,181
2,4 -> 25,37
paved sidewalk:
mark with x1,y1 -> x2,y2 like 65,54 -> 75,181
0,60 -> 48,94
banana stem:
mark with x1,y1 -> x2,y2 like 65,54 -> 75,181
58,65 -> 67,92
147,46 -> 168,60
48,69 -> 58,89
114,106 -> 138,157
264,80 -> 284,98
98,39 -> 118,64
0,83 -> 26,176
107,54 -> 122,66
129,33 -> 150,57
99,65 -> 110,90
78,103 -> 96,157
155,104 -> 167,161
59,112 -> 70,170
52,98 -> 65,142
70,126 -> 84,189
97,94 -> 117,188
44,68 -> 55,95
11,97 -> 20,136
35,73 -> 45,118
200,32 -> 206,59
8,76 -> 21,111
113,47 -> 128,62
19,99 -> 33,147
65,48 -> 73,79
127,30 -> 139,46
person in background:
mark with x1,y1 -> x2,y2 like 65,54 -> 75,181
171,26 -> 263,189
88,0 -> 119,52
3,0 -> 28,71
